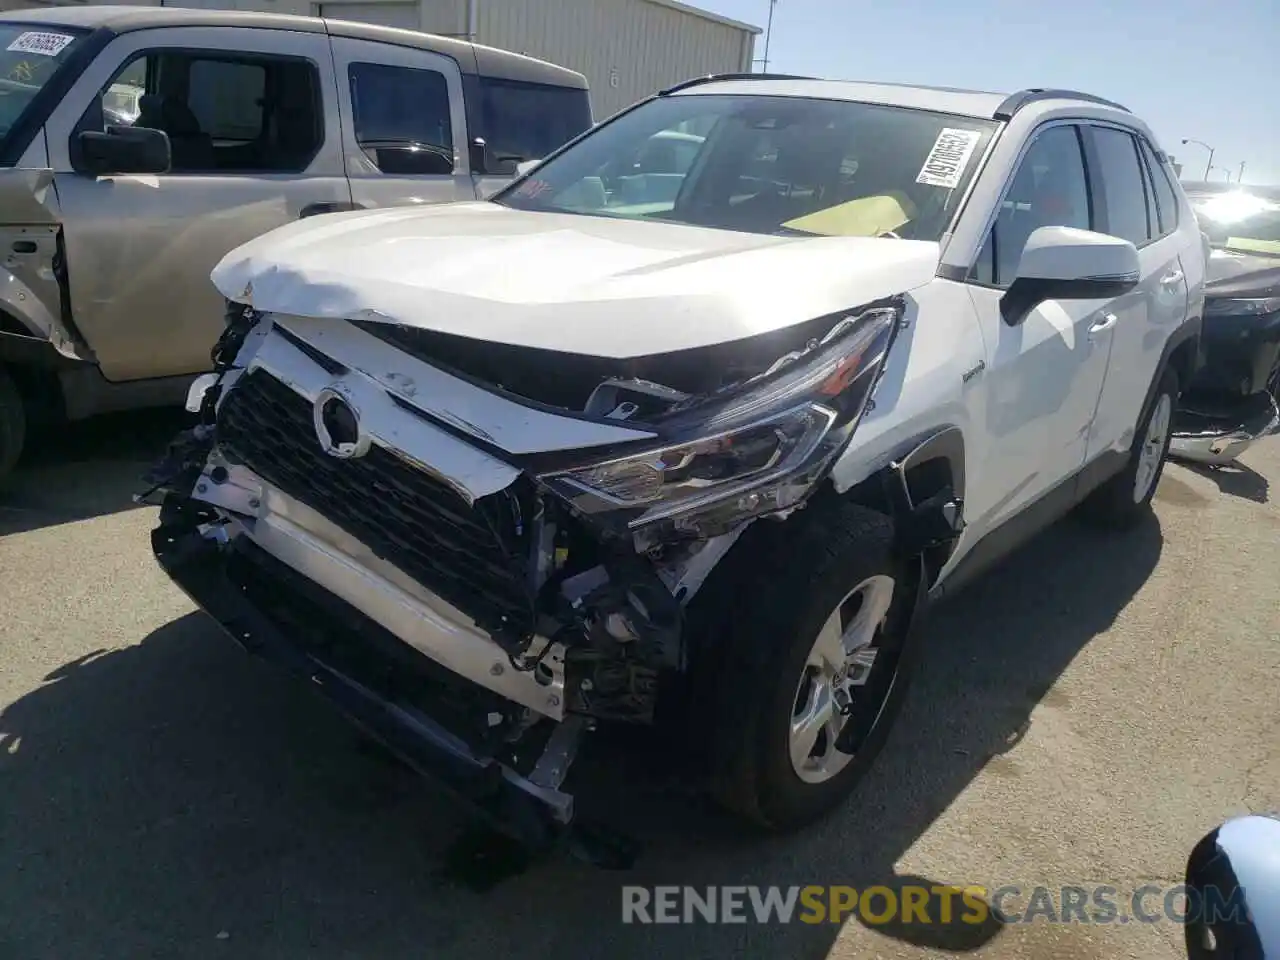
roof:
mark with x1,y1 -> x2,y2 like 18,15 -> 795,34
644,0 -> 762,35
675,78 -> 1011,119
673,77 -> 1139,122
0,5 -> 324,33
0,4 -> 586,87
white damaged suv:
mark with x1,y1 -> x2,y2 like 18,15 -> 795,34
145,76 -> 1204,848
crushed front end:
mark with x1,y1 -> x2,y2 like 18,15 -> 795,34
143,296 -> 900,849
1170,293 -> 1280,466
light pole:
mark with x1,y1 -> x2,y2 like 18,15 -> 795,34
757,0 -> 777,73
1181,138 -> 1215,181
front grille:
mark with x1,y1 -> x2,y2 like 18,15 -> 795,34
216,370 -> 534,642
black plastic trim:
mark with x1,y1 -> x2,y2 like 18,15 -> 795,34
659,72 -> 816,95
929,449 -> 1127,602
992,88 -> 1130,121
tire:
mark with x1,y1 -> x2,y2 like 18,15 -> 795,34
1077,366 -> 1178,528
694,497 -> 923,832
0,365 -> 27,486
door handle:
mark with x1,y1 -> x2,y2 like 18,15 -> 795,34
1089,313 -> 1118,336
1160,269 -> 1184,286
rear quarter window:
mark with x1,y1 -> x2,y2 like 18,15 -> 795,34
470,75 -> 591,174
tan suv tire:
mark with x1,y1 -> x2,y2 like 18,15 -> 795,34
0,365 -> 27,485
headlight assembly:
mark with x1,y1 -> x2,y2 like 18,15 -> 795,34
1204,297 -> 1280,318
540,300 -> 903,537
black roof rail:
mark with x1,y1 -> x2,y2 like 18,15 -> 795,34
992,88 -> 1130,120
660,72 -> 816,95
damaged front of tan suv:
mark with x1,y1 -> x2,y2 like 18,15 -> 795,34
143,260 -> 911,850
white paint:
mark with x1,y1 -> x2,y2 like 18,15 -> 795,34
211,202 -> 942,358
270,314 -> 658,453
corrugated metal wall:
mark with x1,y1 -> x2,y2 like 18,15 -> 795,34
471,0 -> 754,118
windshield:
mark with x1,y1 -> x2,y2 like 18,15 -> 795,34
0,23 -> 88,157
493,93 -> 999,241
1190,191 -> 1280,259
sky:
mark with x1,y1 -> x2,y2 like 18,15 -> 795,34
696,0 -> 1279,186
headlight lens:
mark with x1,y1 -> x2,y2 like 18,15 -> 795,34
543,301 -> 901,532
559,402 -> 835,510
1205,296 -> 1280,317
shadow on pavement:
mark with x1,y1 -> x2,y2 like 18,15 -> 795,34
0,408 -> 192,536
1176,459 -> 1270,504
0,512 -> 1164,960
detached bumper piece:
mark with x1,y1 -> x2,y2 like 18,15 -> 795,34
151,498 -> 576,854
1170,391 -> 1280,466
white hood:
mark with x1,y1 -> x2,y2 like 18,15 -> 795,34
212,202 -> 940,358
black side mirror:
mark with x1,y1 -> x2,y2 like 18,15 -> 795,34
469,136 -> 527,177
469,137 -> 489,175
76,125 -> 171,176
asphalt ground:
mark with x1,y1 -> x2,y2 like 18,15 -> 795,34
1,411 -> 1277,960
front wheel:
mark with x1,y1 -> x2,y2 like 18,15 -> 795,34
699,499 -> 923,832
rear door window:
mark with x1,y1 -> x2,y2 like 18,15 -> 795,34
1088,126 -> 1153,246
1139,138 -> 1179,236
473,76 -> 591,174
348,60 -> 453,173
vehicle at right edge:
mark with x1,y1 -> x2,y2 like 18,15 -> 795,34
145,79 -> 1205,851
1170,182 -> 1280,465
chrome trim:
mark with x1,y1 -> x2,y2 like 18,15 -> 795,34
192,464 -> 567,720
1169,396 -> 1280,466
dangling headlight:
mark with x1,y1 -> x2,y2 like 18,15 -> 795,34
539,299 -> 904,538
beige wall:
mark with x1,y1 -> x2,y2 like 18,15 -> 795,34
473,0 -> 755,118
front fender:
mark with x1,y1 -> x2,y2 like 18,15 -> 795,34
0,167 -> 91,362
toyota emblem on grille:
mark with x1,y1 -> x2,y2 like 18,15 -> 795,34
313,386 -> 371,459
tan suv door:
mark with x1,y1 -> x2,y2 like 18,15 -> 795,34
328,35 -> 477,210
42,25 -> 350,382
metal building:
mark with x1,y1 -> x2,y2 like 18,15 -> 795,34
2,0 -> 761,118
294,0 -> 761,117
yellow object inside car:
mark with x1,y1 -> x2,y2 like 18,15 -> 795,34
782,192 -> 917,237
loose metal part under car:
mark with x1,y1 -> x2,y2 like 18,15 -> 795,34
148,491 -> 635,865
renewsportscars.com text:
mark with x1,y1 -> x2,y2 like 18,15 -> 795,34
621,884 -> 1247,926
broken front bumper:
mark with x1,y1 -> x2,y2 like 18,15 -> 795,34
1169,392 -> 1280,466
151,495 -> 578,851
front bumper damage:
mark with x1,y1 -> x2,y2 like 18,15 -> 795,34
143,295 -> 904,855
152,492 -> 585,853
1169,391 -> 1280,466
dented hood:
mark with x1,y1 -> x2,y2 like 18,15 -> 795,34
212,202 -> 940,359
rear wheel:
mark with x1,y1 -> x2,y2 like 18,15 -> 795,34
0,365 -> 27,486
1078,366 -> 1177,527
698,499 -> 923,832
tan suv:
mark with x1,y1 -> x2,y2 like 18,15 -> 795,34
0,6 -> 591,479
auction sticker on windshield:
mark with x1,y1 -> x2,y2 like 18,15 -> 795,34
6,31 -> 76,57
916,128 -> 982,190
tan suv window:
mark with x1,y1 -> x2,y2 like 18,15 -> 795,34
78,50 -> 323,174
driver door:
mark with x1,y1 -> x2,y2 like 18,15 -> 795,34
960,123 -> 1117,538
43,25 -> 350,381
